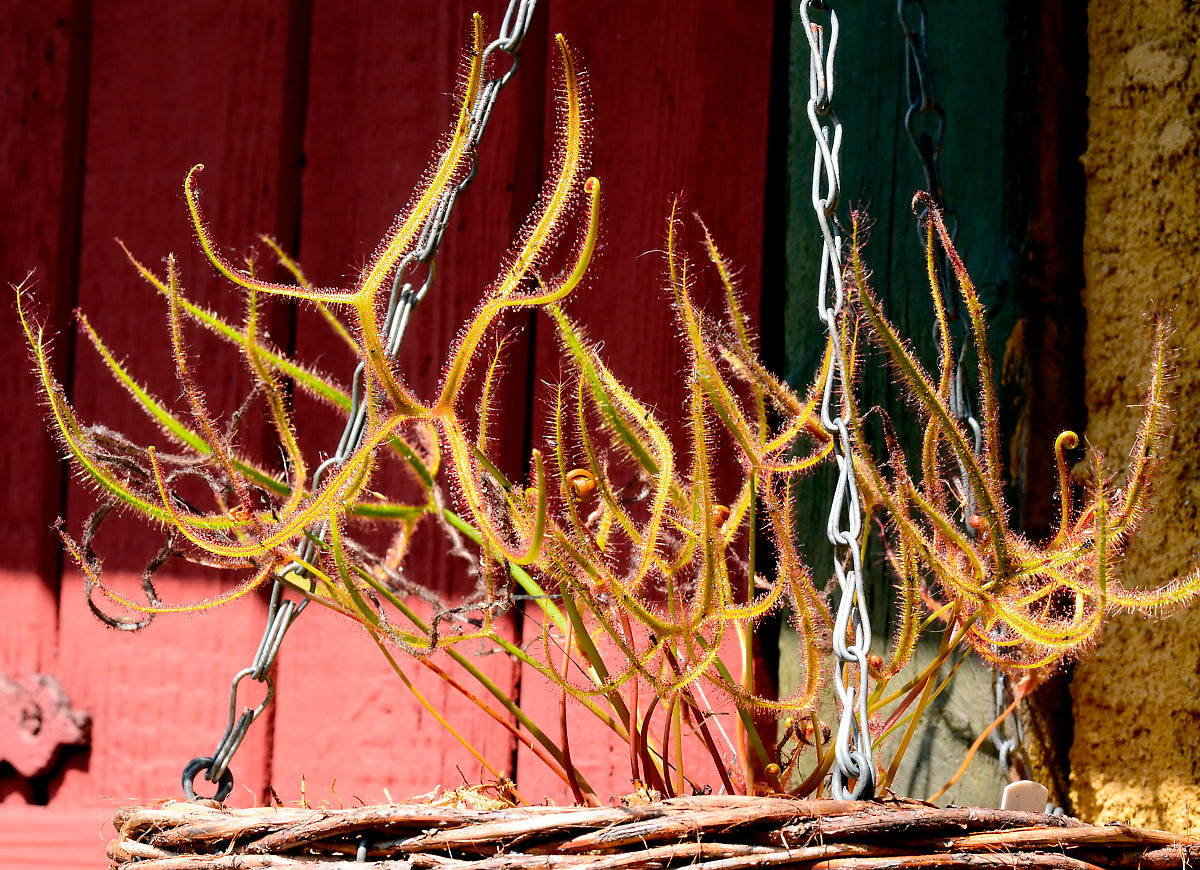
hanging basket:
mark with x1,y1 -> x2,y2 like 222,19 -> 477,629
107,794 -> 1199,869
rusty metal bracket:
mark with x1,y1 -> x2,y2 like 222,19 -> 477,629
0,673 -> 90,779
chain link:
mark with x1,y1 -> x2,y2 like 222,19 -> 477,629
183,0 -> 540,802
900,2 -> 1014,792
898,1 -> 947,212
991,665 -> 1022,776
799,0 -> 875,801
897,0 -> 982,485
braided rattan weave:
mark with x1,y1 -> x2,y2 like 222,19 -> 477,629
107,794 -> 1199,869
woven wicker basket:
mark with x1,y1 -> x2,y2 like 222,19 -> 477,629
107,794 -> 1199,869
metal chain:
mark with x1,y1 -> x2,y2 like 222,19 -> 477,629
991,666 -> 1022,777
182,0 -> 539,802
899,1 -> 948,216
799,0 -> 875,801
897,0 -> 983,506
900,2 -> 1016,791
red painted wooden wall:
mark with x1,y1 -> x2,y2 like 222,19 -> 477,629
0,2 -> 778,862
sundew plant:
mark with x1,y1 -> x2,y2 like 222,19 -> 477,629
18,16 -> 1199,804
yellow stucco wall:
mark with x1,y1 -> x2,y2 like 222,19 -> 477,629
1069,0 -> 1200,833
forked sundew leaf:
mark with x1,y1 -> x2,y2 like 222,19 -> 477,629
24,6 -> 1198,804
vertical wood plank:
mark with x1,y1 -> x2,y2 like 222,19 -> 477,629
781,3 -> 1066,806
1003,0 -> 1088,810
784,2 -> 1018,635
515,0 -> 777,804
0,805 -> 115,869
49,0 -> 304,809
1,0 -> 784,819
267,0 -> 544,802
0,0 -> 87,708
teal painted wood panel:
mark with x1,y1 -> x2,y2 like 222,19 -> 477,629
784,2 -> 1018,634
780,1 -> 1089,805
781,2 -> 1030,806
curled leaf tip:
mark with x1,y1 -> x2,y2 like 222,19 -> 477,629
911,190 -> 936,213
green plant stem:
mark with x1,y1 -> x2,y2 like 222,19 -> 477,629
557,583 -> 634,731
928,691 -> 1021,803
661,644 -> 737,796
558,619 -> 596,805
416,653 -> 585,800
364,626 -> 523,803
792,724 -> 837,798
877,610 -> 979,792
358,571 -> 600,797
695,635 -> 772,774
876,651 -> 969,744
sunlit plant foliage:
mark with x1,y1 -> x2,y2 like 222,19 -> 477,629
18,16 -> 1198,803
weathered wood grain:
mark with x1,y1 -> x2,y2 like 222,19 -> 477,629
51,0 -> 304,813
0,0 -> 87,716
267,0 -> 541,803
0,0 -> 780,837
0,804 -> 115,869
515,0 -> 777,806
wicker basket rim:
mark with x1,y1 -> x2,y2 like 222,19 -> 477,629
108,794 -> 1200,870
